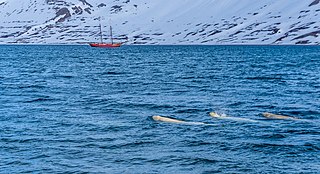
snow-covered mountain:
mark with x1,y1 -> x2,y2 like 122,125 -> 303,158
0,0 -> 320,45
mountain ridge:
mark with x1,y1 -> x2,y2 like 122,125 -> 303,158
0,0 -> 320,45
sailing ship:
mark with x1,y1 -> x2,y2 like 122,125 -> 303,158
89,20 -> 124,48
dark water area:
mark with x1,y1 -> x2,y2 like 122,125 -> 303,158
0,45 -> 319,173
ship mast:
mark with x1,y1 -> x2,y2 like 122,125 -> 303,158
99,22 -> 103,43
98,17 -> 104,43
110,26 -> 113,44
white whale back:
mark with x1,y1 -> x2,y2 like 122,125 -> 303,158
262,112 -> 298,120
209,112 -> 259,123
152,115 -> 207,125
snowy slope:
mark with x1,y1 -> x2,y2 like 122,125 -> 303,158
0,0 -> 320,45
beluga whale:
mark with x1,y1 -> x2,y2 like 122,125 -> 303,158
152,115 -> 207,125
209,112 -> 260,123
262,112 -> 299,120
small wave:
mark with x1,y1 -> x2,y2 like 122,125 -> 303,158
103,71 -> 124,75
246,76 -> 283,80
99,140 -> 154,149
286,110 -> 320,118
283,129 -> 320,135
252,105 -> 276,110
260,133 -> 287,139
303,143 -> 320,151
60,75 -> 74,78
247,142 -> 295,150
18,84 -> 46,89
228,101 -> 246,107
28,154 -> 51,160
53,74 -> 74,79
0,137 -> 44,144
109,102 -> 175,110
182,157 -> 219,165
5,160 -> 30,166
24,97 -> 53,103
76,143 -> 101,148
174,108 -> 204,114
185,140 -> 213,146
0,137 -> 20,143
246,141 -> 320,154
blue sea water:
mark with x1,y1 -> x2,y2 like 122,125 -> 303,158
0,45 -> 319,173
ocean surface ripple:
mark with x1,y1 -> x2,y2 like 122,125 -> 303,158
0,45 -> 319,173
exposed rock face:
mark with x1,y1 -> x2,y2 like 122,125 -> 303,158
79,0 -> 93,7
309,0 -> 320,6
55,8 -> 71,22
0,0 -> 320,45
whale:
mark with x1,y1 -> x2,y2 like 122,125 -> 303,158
262,112 -> 299,120
209,112 -> 260,122
152,115 -> 206,125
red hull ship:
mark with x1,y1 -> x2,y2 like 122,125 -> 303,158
89,21 -> 125,48
89,43 -> 121,48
